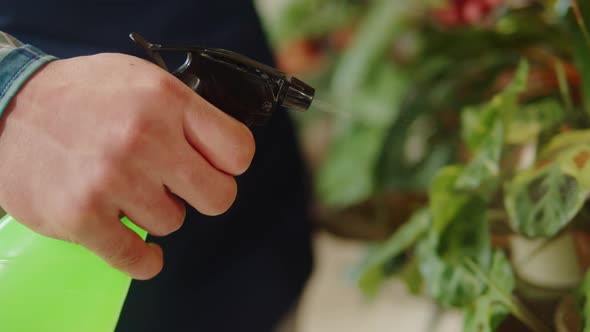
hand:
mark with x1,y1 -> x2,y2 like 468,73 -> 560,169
0,53 -> 255,279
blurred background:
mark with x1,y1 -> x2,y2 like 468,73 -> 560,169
251,1 -> 590,332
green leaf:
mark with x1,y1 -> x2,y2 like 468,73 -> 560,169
540,129 -> 590,159
463,251 -> 515,332
456,118 -> 504,195
357,208 -> 431,297
570,0 -> 590,116
507,135 -> 590,238
501,59 -> 530,100
438,197 -> 491,269
455,60 -> 530,195
430,166 -> 471,233
506,139 -> 590,238
346,63 -> 407,127
576,268 -> 590,332
461,59 -> 528,148
505,160 -> 588,237
464,298 -> 507,332
260,0 -> 361,47
417,195 -> 491,307
417,233 -> 482,308
506,99 -> 565,144
461,104 -> 501,151
374,87 -> 455,193
400,255 -> 423,295
330,0 -> 421,103
487,252 -> 516,296
316,126 -> 385,207
374,52 -> 481,193
559,145 -> 590,188
354,251 -> 406,299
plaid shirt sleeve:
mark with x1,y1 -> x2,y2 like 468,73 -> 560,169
0,31 -> 57,116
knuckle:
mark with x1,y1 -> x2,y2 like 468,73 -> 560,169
66,190 -> 102,228
58,210 -> 87,237
119,113 -> 152,153
178,159 -> 237,216
89,160 -> 122,195
64,162 -> 120,230
154,72 -> 179,93
106,241 -> 145,270
150,200 -> 185,236
178,162 -> 199,187
138,71 -> 182,100
56,199 -> 100,244
60,201 -> 98,240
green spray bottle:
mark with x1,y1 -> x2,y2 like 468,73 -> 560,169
0,33 -> 314,332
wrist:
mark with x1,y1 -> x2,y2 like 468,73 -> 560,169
0,44 -> 57,117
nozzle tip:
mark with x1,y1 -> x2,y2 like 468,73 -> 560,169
282,77 -> 315,112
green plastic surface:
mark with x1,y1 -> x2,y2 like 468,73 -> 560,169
0,214 -> 147,332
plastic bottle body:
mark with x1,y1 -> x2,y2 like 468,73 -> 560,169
0,214 -> 146,332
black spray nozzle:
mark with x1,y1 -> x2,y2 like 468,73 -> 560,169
283,77 -> 315,113
129,32 -> 315,127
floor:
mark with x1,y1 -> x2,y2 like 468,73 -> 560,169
292,232 -> 463,332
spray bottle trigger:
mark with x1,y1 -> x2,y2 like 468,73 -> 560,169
175,71 -> 201,92
129,32 -> 315,127
129,32 -> 169,71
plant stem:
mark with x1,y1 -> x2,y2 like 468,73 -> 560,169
423,305 -> 443,332
513,235 -> 562,267
374,193 -> 388,226
463,259 -> 553,332
508,297 -> 553,332
554,60 -> 574,112
488,209 -> 509,223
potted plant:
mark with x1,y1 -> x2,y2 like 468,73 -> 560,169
258,0 -> 590,330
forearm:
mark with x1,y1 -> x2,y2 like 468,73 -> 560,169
0,31 -> 56,115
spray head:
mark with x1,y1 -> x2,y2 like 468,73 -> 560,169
130,32 -> 315,127
282,77 -> 315,112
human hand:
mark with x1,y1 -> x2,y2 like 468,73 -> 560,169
0,53 -> 255,279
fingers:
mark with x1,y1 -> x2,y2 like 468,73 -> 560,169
74,215 -> 164,280
120,184 -> 186,237
182,96 -> 255,176
163,141 -> 238,216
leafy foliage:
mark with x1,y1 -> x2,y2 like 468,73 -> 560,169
417,165 -> 492,308
316,126 -> 386,207
569,0 -> 590,116
430,166 -> 473,233
505,99 -> 565,145
259,0 -> 363,47
417,216 -> 489,308
357,208 -> 430,297
260,0 -> 590,331
456,60 -> 529,195
463,251 -> 515,332
506,134 -> 590,237
456,116 -> 504,195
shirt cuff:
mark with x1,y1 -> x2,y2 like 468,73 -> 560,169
0,45 -> 57,116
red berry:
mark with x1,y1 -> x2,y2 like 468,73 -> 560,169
432,0 -> 502,27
